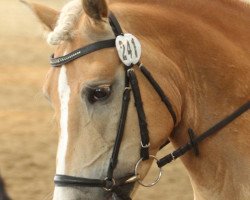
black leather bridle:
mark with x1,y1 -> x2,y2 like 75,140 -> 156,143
50,12 -> 250,199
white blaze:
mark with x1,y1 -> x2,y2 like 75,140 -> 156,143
57,65 -> 71,174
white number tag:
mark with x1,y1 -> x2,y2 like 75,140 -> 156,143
115,33 -> 142,66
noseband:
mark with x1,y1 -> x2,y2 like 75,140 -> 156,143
50,12 -> 250,199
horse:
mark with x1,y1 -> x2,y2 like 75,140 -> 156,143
23,0 -> 250,199
0,176 -> 11,200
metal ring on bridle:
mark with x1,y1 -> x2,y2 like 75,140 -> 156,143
134,155 -> 162,187
103,177 -> 116,191
171,152 -> 176,160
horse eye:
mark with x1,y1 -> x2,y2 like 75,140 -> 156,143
88,86 -> 111,103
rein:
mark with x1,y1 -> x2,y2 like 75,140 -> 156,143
50,12 -> 250,199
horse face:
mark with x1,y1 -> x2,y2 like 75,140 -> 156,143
50,54 -> 140,200
49,44 -> 143,199
25,0 -> 175,199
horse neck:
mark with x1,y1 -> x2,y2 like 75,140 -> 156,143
111,1 -> 250,199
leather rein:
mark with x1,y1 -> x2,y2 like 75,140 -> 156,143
50,12 -> 250,199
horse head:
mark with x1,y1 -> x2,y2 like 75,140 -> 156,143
23,0 -> 182,199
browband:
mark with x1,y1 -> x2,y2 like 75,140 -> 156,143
50,12 -> 123,68
50,39 -> 115,67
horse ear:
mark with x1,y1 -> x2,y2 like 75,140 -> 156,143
82,0 -> 108,20
21,0 -> 59,31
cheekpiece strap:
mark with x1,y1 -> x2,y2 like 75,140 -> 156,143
109,12 -> 124,36
127,69 -> 150,160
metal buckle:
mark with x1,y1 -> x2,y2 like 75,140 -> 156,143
138,62 -> 143,68
127,68 -> 134,76
171,152 -> 176,160
134,155 -> 162,187
141,142 -> 150,148
103,177 -> 116,191
124,87 -> 131,90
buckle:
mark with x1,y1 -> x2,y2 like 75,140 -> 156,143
103,177 -> 116,191
141,142 -> 150,148
137,62 -> 143,68
124,87 -> 131,91
127,68 -> 134,76
134,155 -> 162,187
171,152 -> 176,160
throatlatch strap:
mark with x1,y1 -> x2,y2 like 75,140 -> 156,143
128,70 -> 150,160
50,39 -> 116,67
139,64 -> 177,125
107,88 -> 131,179
157,101 -> 250,167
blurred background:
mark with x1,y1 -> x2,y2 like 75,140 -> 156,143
0,0 -> 194,199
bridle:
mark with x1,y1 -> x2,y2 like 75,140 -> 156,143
50,12 -> 250,199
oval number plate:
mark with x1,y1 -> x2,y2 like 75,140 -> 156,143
116,33 -> 142,66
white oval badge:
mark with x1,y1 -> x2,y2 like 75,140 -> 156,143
115,33 -> 142,66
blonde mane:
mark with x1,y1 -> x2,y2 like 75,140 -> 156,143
47,0 -> 83,45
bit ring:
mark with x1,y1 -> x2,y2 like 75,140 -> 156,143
134,155 -> 162,187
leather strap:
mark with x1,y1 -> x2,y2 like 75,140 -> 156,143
54,174 -> 136,190
54,175 -> 105,187
109,12 -> 124,36
50,39 -> 116,67
157,101 -> 250,167
139,64 -> 177,125
128,69 -> 150,160
107,88 -> 131,179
